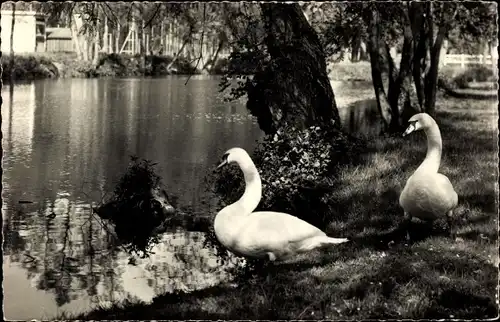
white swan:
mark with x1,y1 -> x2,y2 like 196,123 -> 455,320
399,113 -> 458,240
214,147 -> 349,261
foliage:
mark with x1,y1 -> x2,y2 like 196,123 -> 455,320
218,5 -> 268,102
450,66 -> 496,89
448,2 -> 497,53
95,156 -> 175,258
1,55 -> 60,80
2,52 -> 229,81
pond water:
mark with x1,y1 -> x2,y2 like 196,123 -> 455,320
2,75 -> 377,320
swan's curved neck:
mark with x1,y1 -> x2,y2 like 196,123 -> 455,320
417,120 -> 442,173
235,160 -> 262,214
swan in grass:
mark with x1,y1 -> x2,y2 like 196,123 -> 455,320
399,113 -> 458,241
214,147 -> 349,262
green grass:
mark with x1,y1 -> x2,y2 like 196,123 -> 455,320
328,61 -> 373,81
69,94 -> 498,320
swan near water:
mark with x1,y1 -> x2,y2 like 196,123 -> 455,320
399,113 -> 458,240
214,147 -> 349,261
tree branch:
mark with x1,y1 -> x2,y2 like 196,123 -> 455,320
144,3 -> 162,29
184,3 -> 206,85
103,3 -> 121,27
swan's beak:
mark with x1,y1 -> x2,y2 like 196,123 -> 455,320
216,160 -> 228,169
402,123 -> 416,137
216,152 -> 229,170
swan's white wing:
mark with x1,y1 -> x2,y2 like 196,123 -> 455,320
233,211 -> 326,256
435,173 -> 458,209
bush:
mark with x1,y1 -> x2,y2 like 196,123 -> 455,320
95,156 -> 176,257
1,55 -> 59,80
450,66 -> 495,88
94,53 -> 128,77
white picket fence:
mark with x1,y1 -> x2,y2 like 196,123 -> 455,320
392,53 -> 496,67
442,54 -> 495,67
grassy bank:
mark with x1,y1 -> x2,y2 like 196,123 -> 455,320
69,94 -> 498,320
1,52 -> 228,81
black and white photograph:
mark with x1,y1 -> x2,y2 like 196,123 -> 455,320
1,1 -> 498,320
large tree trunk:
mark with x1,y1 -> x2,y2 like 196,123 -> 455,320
247,3 -> 341,135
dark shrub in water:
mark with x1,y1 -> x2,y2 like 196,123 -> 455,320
95,156 -> 176,257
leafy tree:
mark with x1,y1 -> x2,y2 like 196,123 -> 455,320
220,3 -> 342,134
319,2 -> 497,132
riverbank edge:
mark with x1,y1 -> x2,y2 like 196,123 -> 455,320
0,52 -> 230,81
2,53 -> 496,89
1,52 -> 378,82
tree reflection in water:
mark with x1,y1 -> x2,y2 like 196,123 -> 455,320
3,192 -> 239,314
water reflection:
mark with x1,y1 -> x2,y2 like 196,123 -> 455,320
340,99 -> 383,136
3,198 -> 238,320
2,76 -> 377,320
2,76 -> 259,320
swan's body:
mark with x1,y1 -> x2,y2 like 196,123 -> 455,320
214,147 -> 348,261
400,172 -> 457,221
399,113 -> 458,239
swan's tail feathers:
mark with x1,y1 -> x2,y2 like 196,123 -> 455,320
297,236 -> 349,252
324,237 -> 349,245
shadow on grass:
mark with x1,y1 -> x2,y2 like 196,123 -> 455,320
461,193 -> 498,213
77,238 -> 498,320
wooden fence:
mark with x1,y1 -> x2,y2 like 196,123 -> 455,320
442,54 -> 495,67
392,53 -> 496,67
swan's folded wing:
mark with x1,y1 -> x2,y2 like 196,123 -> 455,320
435,173 -> 458,209
241,211 -> 326,248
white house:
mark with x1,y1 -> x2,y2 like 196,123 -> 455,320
1,10 -> 47,53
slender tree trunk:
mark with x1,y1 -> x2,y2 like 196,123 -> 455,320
424,3 -> 458,116
249,3 -> 341,134
203,39 -> 224,72
70,15 -> 83,60
410,2 -> 428,110
9,3 -> 16,80
386,3 -> 422,130
166,35 -> 190,70
116,23 -> 121,53
367,9 -> 392,130
351,31 -> 361,62
92,5 -> 100,65
425,31 -> 445,117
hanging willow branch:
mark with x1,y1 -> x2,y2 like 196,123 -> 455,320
184,3 -> 207,85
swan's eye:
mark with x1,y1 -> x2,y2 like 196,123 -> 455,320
216,153 -> 231,169
220,153 -> 230,164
